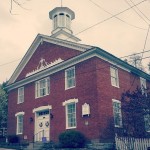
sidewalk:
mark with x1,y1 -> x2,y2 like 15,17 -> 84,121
0,148 -> 15,150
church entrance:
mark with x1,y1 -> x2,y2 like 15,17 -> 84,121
34,110 -> 50,142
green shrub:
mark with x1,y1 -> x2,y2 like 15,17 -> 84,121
7,135 -> 20,143
59,130 -> 86,148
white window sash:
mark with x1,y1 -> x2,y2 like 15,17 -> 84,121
65,67 -> 76,90
110,67 -> 119,87
112,99 -> 122,127
35,77 -> 50,98
18,87 -> 24,104
66,103 -> 77,129
16,115 -> 24,135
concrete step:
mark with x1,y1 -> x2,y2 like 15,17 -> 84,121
23,142 -> 44,150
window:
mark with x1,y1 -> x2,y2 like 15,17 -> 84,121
144,114 -> 150,132
140,77 -> 146,94
112,99 -> 122,127
54,15 -> 58,29
65,67 -> 76,90
62,99 -> 78,129
35,77 -> 50,98
18,87 -> 24,104
59,13 -> 65,27
66,15 -> 71,29
15,112 -> 25,135
110,67 -> 119,87
66,103 -> 76,129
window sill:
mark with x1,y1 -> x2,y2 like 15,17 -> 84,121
66,126 -> 76,130
17,102 -> 24,104
16,133 -> 23,135
65,86 -> 76,90
35,93 -> 50,99
112,85 -> 120,88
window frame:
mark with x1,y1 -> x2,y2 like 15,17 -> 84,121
140,77 -> 147,94
35,77 -> 50,99
112,99 -> 122,128
65,66 -> 76,90
110,67 -> 119,88
18,87 -> 24,104
15,112 -> 25,135
62,99 -> 78,129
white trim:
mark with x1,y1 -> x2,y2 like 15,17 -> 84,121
112,99 -> 122,128
8,48 -> 150,92
15,111 -> 25,117
62,98 -> 78,106
65,102 -> 77,129
110,67 -> 119,88
8,34 -> 92,84
65,66 -> 76,90
17,87 -> 24,104
33,105 -> 52,113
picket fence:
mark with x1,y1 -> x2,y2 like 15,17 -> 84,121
115,135 -> 150,150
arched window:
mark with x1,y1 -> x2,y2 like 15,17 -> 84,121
59,13 -> 65,27
54,15 -> 58,29
66,14 -> 71,29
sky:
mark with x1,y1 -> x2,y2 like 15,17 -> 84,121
0,0 -> 150,83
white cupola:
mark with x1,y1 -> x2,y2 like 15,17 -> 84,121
49,7 -> 80,42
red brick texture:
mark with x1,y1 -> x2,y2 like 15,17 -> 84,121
7,44 -> 149,143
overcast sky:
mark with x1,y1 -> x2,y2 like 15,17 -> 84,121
0,0 -> 150,83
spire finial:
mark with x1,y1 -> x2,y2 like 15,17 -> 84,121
61,0 -> 63,7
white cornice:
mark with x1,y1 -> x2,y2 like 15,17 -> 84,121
7,48 -> 150,91
8,34 -> 92,84
33,105 -> 52,113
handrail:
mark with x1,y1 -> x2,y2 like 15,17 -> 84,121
33,130 -> 45,148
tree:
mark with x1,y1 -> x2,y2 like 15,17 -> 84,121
121,87 -> 150,138
0,82 -> 8,128
129,53 -> 144,71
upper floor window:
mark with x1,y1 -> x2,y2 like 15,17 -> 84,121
66,14 -> 71,29
54,15 -> 58,29
112,99 -> 122,128
35,77 -> 50,98
140,77 -> 146,94
59,13 -> 65,27
144,114 -> 150,132
110,67 -> 119,87
18,87 -> 24,104
65,67 -> 76,90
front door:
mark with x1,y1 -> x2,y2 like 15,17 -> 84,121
35,110 -> 50,142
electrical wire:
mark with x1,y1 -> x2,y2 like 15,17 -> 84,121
3,0 -> 148,68
123,0 -> 149,24
88,0 -> 146,30
129,0 -> 150,22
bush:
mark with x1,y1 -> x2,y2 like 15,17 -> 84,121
7,135 -> 20,143
59,130 -> 86,148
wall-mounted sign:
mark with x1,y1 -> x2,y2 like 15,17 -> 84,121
82,103 -> 90,116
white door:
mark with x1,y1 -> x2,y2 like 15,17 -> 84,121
35,110 -> 50,142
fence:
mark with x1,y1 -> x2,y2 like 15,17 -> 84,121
115,135 -> 150,150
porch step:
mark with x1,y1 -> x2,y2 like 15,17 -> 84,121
23,142 -> 44,150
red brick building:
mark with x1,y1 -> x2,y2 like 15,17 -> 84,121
7,6 -> 150,147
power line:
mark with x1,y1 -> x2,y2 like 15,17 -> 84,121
73,0 -> 148,37
88,0 -> 146,30
129,0 -> 150,22
120,49 -> 150,58
123,0 -> 149,24
141,25 -> 150,59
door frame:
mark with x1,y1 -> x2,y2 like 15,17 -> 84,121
33,105 -> 52,142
